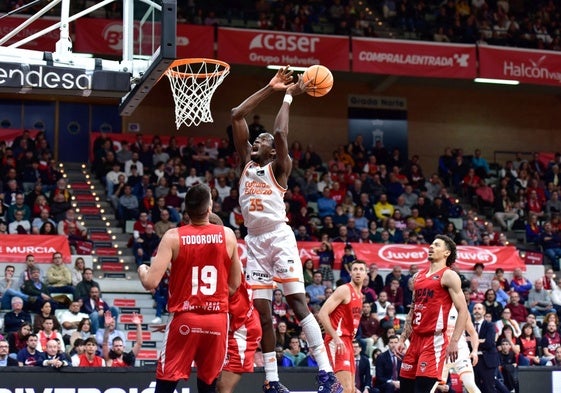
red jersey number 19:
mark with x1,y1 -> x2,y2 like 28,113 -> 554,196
191,266 -> 218,295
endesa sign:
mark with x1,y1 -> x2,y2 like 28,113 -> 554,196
352,37 -> 477,79
478,45 -> 561,86
217,27 -> 350,71
0,235 -> 71,263
237,241 -> 525,271
0,62 -> 92,90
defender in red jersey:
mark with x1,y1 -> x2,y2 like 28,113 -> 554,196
138,184 -> 242,393
318,260 -> 367,393
397,234 -> 468,393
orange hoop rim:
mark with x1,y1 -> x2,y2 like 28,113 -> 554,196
166,58 -> 230,79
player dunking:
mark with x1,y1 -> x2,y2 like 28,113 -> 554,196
138,184 -> 242,393
231,66 -> 342,393
317,260 -> 367,393
397,234 -> 468,393
441,305 -> 481,393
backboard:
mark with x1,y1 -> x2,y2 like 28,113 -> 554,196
0,0 -> 176,104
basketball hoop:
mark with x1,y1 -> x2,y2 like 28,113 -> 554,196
165,58 -> 230,129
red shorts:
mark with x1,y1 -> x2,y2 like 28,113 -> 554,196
223,309 -> 262,373
325,336 -> 355,374
400,332 -> 448,380
157,312 -> 228,384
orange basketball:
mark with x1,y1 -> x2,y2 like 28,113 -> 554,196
302,65 -> 333,97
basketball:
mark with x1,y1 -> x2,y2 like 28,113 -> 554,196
302,65 -> 333,97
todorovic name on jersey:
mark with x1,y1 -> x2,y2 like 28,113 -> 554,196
180,234 -> 224,245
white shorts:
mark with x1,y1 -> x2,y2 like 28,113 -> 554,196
245,223 -> 305,300
443,341 -> 473,377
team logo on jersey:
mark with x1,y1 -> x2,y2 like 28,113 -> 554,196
401,362 -> 413,371
343,360 -> 350,366
288,259 -> 294,264
256,169 -> 265,176
179,325 -> 191,335
420,362 -> 427,372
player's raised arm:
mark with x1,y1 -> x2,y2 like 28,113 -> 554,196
442,269 -> 468,363
231,67 -> 294,165
138,228 -> 178,290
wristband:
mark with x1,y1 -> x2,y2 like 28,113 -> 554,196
283,94 -> 293,105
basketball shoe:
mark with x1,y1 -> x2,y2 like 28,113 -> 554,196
263,380 -> 290,393
317,370 -> 343,393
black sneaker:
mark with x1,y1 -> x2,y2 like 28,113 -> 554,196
316,370 -> 343,393
263,380 -> 290,393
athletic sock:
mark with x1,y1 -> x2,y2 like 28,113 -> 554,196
300,313 -> 333,373
263,352 -> 279,382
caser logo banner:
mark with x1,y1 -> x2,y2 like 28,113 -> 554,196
0,62 -> 92,90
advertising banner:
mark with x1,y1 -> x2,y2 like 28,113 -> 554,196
0,234 -> 71,263
237,241 -> 526,272
74,20 -> 214,58
478,45 -> 561,86
352,37 -> 477,78
217,27 -> 350,70
0,16 -> 59,51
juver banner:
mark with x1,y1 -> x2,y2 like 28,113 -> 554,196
0,234 -> 72,263
237,241 -> 526,271
352,37 -> 477,78
217,27 -> 350,71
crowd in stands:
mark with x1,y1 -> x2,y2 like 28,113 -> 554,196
4,121 -> 561,379
6,0 -> 561,51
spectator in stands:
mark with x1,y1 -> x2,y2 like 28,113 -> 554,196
317,187 -> 337,218
496,339 -> 519,392
1,265 -> 31,310
472,148 -> 490,178
154,209 -> 176,238
32,301 -> 61,334
80,287 -> 119,334
134,224 -> 160,266
305,271 -> 326,306
132,211 -> 153,242
8,210 -> 31,234
526,279 -> 556,316
70,257 -> 86,287
540,320 -> 561,363
493,188 -> 519,231
339,244 -> 355,283
104,314 -> 142,367
471,262 -> 492,292
483,289 -> 504,322
0,338 -> 18,366
117,184 -> 140,223
45,251 -> 74,298
6,193 -> 31,224
281,336 -> 307,367
3,296 -> 32,334
383,279 -> 404,314
72,336 -> 105,367
74,268 -> 100,302
31,208 -> 56,234
505,292 -> 528,324
459,219 -> 482,245
96,312 -> 126,351
539,221 -> 561,270
151,195 -> 180,223
35,317 -> 63,352
59,301 -> 89,344
105,163 -> 127,201
41,338 -> 70,368
6,322 -> 31,359
510,267 -> 533,302
49,192 -> 71,223
57,208 -> 88,238
0,220 -> 7,234
21,266 -> 57,312
545,191 -> 561,219
70,318 -> 93,347
17,254 -> 42,288
125,152 -> 144,177
490,279 -> 509,307
469,278 -> 485,305
17,334 -> 43,367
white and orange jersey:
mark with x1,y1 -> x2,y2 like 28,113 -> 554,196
239,161 -> 287,234
446,306 -> 468,351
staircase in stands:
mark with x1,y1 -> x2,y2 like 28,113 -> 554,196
61,162 -> 163,365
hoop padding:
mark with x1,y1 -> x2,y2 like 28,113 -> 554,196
165,58 -> 230,128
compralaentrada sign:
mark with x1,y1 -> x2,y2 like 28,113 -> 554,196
0,62 -> 92,90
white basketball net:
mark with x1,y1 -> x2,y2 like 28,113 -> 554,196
165,59 -> 230,129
